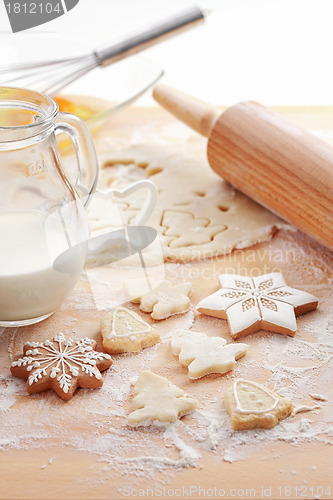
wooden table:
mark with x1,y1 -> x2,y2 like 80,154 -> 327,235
0,105 -> 332,500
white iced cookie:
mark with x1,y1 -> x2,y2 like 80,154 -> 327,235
197,272 -> 318,338
224,379 -> 293,430
128,370 -> 198,426
100,307 -> 160,354
124,279 -> 192,320
171,330 -> 248,379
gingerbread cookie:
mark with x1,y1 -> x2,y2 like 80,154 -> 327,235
124,279 -> 192,320
171,330 -> 248,379
10,333 -> 112,400
224,379 -> 293,430
128,370 -> 198,426
197,273 -> 318,338
100,306 -> 160,354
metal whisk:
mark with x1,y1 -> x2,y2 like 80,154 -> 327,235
0,6 -> 204,96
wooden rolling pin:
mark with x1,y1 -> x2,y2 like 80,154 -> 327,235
153,84 -> 333,251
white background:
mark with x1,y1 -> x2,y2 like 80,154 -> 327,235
1,0 -> 333,106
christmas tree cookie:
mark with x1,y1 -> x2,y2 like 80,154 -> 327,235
124,279 -> 192,320
128,370 -> 198,426
171,329 -> 248,379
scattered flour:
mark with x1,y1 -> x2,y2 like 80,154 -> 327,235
293,405 -> 321,415
310,393 -> 328,401
0,232 -> 332,489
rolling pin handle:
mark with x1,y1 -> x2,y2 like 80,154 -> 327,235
153,83 -> 219,137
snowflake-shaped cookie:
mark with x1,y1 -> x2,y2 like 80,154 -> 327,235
11,333 -> 112,400
124,279 -> 192,320
197,273 -> 318,338
171,330 -> 248,379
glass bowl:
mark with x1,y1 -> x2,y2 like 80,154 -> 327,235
0,33 -> 163,126
62,56 -> 163,127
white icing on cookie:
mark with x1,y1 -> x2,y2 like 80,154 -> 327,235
108,307 -> 151,339
197,272 -> 318,337
12,333 -> 111,394
233,379 -> 279,414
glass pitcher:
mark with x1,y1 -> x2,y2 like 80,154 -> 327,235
0,87 -> 157,327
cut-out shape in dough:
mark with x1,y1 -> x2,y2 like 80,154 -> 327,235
162,210 -> 226,248
171,329 -> 248,379
124,279 -> 192,320
128,370 -> 198,426
197,273 -> 318,338
100,306 -> 160,354
95,143 -> 283,262
224,379 -> 293,430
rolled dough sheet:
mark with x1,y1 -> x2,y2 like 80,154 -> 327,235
86,111 -> 285,264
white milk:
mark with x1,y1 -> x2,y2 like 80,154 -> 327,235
0,209 -> 85,323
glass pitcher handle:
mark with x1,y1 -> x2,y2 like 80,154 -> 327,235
55,112 -> 98,207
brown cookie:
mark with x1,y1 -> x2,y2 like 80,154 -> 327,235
10,333 -> 112,401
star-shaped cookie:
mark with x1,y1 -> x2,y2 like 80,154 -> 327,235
10,333 -> 112,400
197,273 -> 318,338
171,329 -> 248,379
124,279 -> 192,320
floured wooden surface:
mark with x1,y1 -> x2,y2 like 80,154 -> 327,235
0,106 -> 333,500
